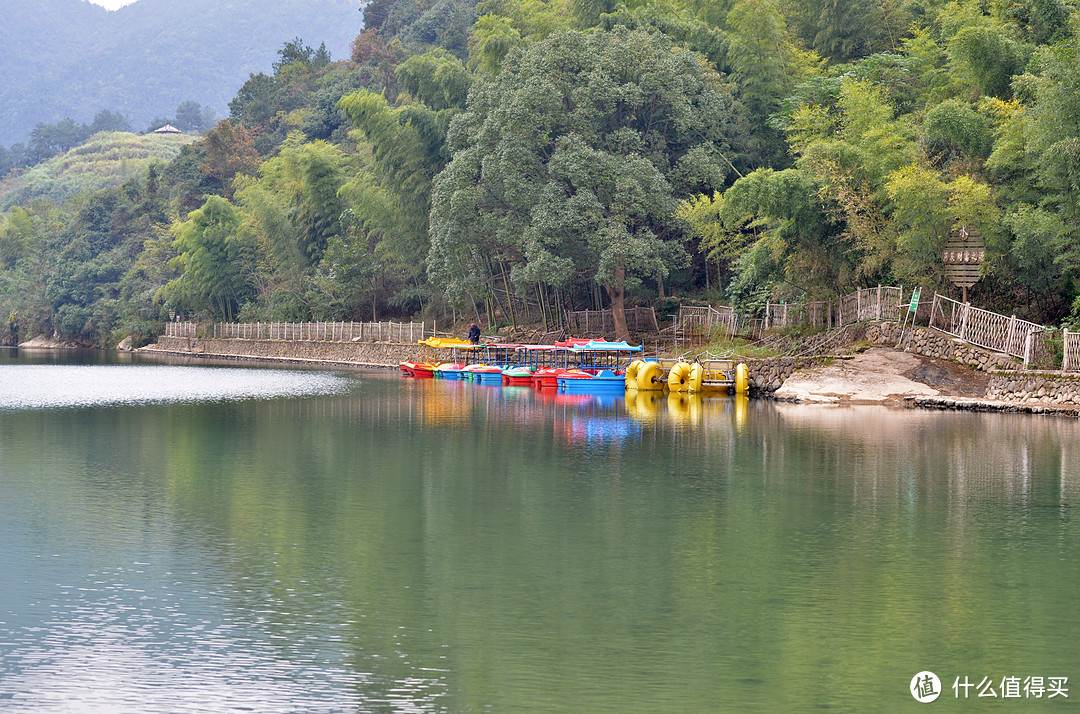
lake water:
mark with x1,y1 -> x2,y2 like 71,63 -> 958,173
2,349 -> 1079,711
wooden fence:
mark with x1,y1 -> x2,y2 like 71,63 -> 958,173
928,293 -> 1055,369
765,286 -> 905,330
565,307 -> 659,336
1065,330 -> 1080,372
164,320 -> 434,343
675,304 -> 764,348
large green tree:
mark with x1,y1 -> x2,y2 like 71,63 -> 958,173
337,53 -> 466,312
430,26 -> 744,338
161,195 -> 255,320
987,35 -> 1080,318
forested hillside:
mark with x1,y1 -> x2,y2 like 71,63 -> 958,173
0,132 -> 194,211
3,0 -> 1080,346
0,0 -> 364,146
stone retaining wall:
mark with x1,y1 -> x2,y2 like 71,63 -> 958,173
984,374 -> 1080,405
866,322 -> 1021,371
743,322 -> 1077,402
746,357 -> 823,394
869,322 -> 1080,405
146,336 -> 425,367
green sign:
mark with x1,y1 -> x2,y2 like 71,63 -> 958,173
909,287 -> 921,314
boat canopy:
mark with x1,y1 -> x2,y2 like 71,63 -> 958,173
517,343 -> 562,351
569,340 -> 642,352
418,337 -> 483,349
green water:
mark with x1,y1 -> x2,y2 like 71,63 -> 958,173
1,350 -> 1079,711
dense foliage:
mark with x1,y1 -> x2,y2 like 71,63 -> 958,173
4,0 -> 1080,345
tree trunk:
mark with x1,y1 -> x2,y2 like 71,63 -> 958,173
604,265 -> 630,341
500,263 -> 517,328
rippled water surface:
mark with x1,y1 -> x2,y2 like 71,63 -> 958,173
2,349 -> 1080,711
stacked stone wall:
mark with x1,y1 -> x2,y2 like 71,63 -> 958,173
984,375 -> 1080,405
739,322 -> 1078,401
865,323 -> 1021,372
146,336 -> 425,367
746,357 -> 822,394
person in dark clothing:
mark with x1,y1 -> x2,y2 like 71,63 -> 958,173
467,323 -> 481,344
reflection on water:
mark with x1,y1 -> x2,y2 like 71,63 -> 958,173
0,363 -> 349,410
2,356 -> 1080,711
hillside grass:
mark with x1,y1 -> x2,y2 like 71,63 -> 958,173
0,131 -> 195,210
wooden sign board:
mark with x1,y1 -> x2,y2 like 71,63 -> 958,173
943,225 -> 984,289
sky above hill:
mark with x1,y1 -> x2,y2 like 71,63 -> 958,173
5,0 -> 365,145
86,0 -> 137,9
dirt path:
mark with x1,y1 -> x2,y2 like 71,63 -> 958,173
773,347 -> 989,404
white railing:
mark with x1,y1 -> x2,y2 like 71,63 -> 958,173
928,293 -> 1054,368
1065,330 -> 1080,372
164,321 -> 196,338
164,320 -> 434,343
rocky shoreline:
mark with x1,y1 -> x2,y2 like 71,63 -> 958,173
908,395 -> 1080,416
16,334 -> 84,349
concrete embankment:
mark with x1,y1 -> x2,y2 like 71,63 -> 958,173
144,323 -> 1080,415
143,335 -> 425,368
770,348 -> 943,404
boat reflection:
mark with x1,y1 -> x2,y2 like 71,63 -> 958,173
412,374 -> 752,445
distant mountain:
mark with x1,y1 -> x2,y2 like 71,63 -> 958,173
0,0 -> 365,146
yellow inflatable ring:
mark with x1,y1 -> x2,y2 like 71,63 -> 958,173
735,362 -> 749,395
667,361 -> 692,392
688,363 -> 704,393
636,361 -> 663,391
625,360 -> 643,390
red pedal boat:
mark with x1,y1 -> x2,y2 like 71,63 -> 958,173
399,361 -> 436,378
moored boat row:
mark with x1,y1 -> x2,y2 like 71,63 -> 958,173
399,337 -> 640,390
400,336 -> 749,395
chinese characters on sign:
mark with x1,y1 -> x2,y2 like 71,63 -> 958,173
941,248 -> 986,265
953,675 -> 1068,699
943,224 -> 984,293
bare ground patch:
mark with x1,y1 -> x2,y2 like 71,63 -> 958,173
773,347 -> 989,404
